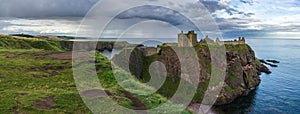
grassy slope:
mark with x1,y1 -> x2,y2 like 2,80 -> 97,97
0,49 -> 90,113
0,35 -> 192,113
0,34 -> 63,51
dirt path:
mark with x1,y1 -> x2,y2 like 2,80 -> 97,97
47,51 -> 93,60
120,90 -> 146,110
47,52 -> 73,60
80,89 -> 111,98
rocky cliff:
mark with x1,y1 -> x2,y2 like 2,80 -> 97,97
113,43 -> 270,105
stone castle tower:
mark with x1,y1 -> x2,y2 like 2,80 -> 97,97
178,30 -> 197,47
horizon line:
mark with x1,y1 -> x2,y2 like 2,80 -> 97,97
2,33 -> 300,40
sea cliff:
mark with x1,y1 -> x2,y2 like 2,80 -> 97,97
113,43 -> 271,105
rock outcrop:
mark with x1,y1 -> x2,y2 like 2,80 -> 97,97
112,44 -> 271,105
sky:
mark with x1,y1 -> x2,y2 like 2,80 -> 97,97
0,0 -> 299,39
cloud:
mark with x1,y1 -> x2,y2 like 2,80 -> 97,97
239,0 -> 255,5
0,18 -> 82,36
0,0 -> 98,18
199,0 -> 254,17
0,0 -> 300,38
115,5 -> 198,30
220,0 -> 232,6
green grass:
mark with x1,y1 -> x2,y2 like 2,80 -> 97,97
0,34 -> 63,51
0,35 -> 193,113
95,52 -> 191,112
0,49 -> 91,113
225,44 -> 250,52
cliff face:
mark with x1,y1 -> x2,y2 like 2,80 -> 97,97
113,44 -> 270,105
215,44 -> 265,105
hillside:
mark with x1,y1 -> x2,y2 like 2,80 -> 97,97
0,34 -> 63,51
0,35 -> 192,113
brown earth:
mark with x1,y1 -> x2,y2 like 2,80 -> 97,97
19,93 -> 28,96
11,107 -> 18,114
47,52 -> 73,60
120,90 -> 146,110
80,89 -> 124,103
47,51 -> 93,60
32,96 -> 55,110
80,89 -> 110,98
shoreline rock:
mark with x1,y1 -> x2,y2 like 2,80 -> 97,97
266,60 -> 280,63
259,59 -> 279,67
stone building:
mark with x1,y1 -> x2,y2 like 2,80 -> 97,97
178,30 -> 198,47
223,37 -> 246,45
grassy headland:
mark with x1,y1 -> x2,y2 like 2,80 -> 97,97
0,34 -> 192,113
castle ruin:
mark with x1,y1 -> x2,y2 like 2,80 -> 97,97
178,30 -> 246,46
221,37 -> 245,45
139,31 -> 246,57
178,30 -> 198,47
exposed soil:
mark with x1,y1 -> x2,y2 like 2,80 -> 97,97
11,99 -> 24,114
44,65 -> 68,71
16,100 -> 23,106
48,52 -> 73,60
76,109 -> 84,114
120,90 -> 146,110
47,51 -> 92,60
50,71 -> 59,77
11,107 -> 18,114
30,62 -> 71,78
32,96 -> 55,110
187,103 -> 200,113
5,51 -> 54,59
80,89 -> 112,98
19,93 -> 28,96
6,54 -> 14,59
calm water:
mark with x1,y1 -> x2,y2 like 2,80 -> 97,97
102,38 -> 300,113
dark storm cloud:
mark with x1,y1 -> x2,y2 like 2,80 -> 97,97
239,0 -> 255,5
0,0 -> 98,18
115,5 -> 199,31
199,0 -> 254,16
114,1 -> 254,31
117,6 -> 185,26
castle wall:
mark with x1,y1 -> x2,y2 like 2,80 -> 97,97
188,32 -> 197,46
217,37 -> 246,45
141,47 -> 157,56
178,30 -> 197,47
224,41 -> 245,45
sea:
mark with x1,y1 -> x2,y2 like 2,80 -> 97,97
98,38 -> 300,113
